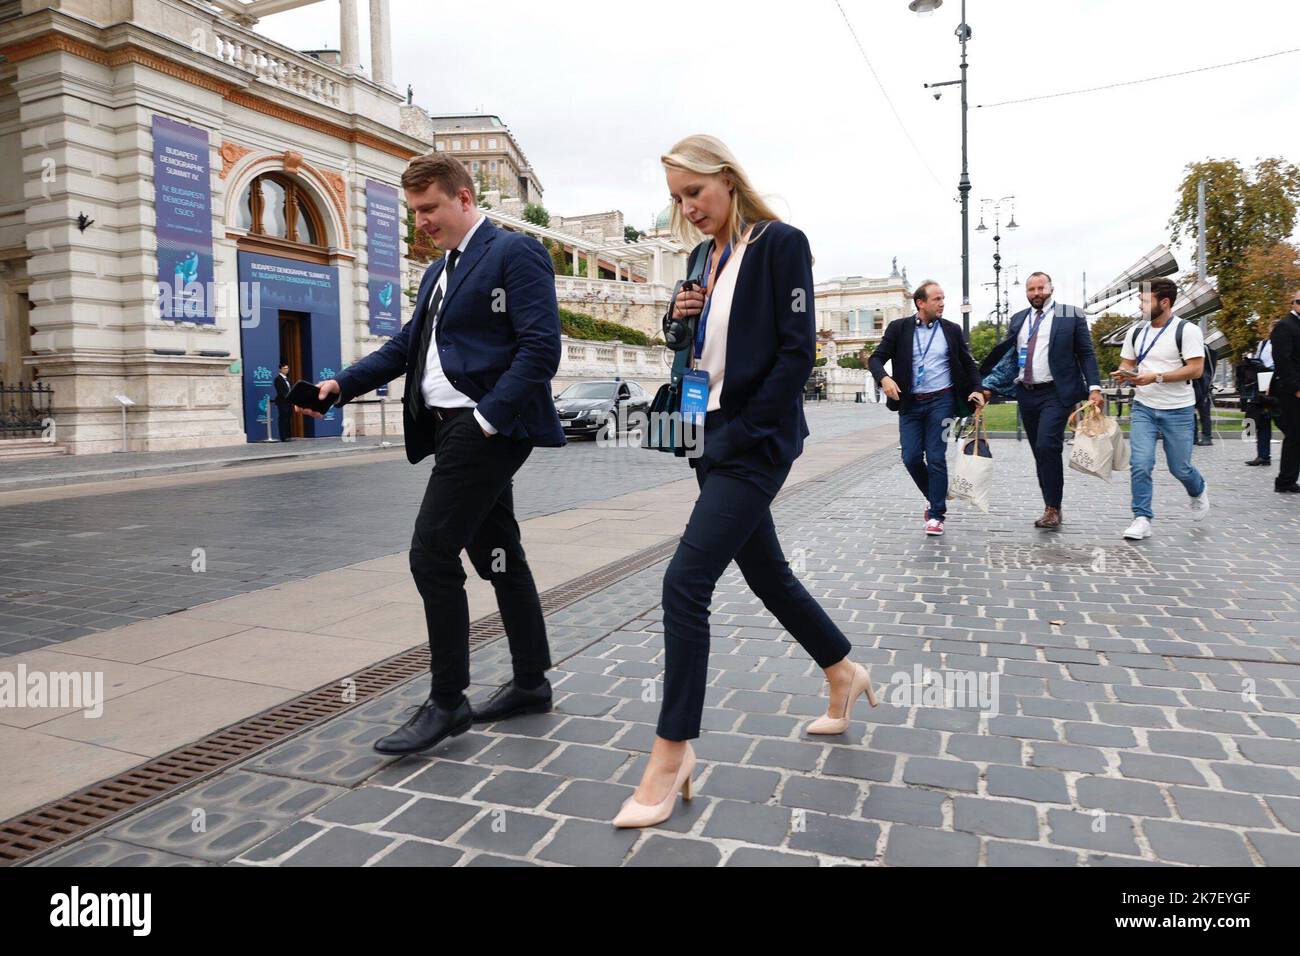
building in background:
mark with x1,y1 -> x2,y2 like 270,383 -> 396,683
814,261 -> 913,360
400,110 -> 544,206
0,0 -> 428,456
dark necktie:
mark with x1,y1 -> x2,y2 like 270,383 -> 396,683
1024,310 -> 1044,384
417,249 -> 460,385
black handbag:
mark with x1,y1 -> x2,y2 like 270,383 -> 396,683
643,240 -> 713,455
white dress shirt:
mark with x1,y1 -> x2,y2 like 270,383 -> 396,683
1015,299 -> 1100,391
1257,339 -> 1273,369
1017,300 -> 1055,385
419,214 -> 496,434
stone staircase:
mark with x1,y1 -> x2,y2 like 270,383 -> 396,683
0,437 -> 68,461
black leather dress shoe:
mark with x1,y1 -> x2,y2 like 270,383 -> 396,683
1276,484 -> 1300,494
1194,436 -> 1213,446
472,679 -> 553,724
373,696 -> 472,755
1245,458 -> 1271,466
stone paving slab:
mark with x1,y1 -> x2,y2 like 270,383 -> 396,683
27,423 -> 1300,867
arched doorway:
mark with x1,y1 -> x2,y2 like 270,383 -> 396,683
233,170 -> 343,443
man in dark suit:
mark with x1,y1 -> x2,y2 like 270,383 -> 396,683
1271,290 -> 1300,493
980,271 -> 1104,528
868,280 -> 985,536
303,153 -> 564,755
272,361 -> 293,441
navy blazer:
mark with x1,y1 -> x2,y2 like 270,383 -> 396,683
868,315 -> 982,416
689,221 -> 817,468
980,303 -> 1101,406
334,219 -> 564,463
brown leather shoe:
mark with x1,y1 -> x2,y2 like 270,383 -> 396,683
1034,506 -> 1062,529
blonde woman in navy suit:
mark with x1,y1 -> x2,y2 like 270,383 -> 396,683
613,135 -> 878,829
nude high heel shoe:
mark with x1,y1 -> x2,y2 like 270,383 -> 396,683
611,743 -> 696,828
805,663 -> 878,735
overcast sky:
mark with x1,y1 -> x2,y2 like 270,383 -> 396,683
256,0 -> 1299,322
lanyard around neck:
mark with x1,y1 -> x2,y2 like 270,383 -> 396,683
914,318 -> 941,363
694,241 -> 734,359
1136,320 -> 1173,365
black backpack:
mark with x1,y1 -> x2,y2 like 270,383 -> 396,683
1126,319 -> 1215,379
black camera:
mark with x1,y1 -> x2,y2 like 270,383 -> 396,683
663,279 -> 703,352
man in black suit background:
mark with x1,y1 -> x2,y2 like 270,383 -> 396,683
868,281 -> 985,536
980,272 -> 1103,528
272,361 -> 292,442
1270,290 -> 1300,493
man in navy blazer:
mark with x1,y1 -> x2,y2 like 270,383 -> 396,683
868,281 -> 986,536
981,271 -> 1103,528
304,153 -> 563,755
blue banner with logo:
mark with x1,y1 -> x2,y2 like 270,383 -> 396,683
152,115 -> 215,324
237,251 -> 342,441
365,180 -> 402,337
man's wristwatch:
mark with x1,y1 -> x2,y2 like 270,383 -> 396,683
1155,373 -> 1165,384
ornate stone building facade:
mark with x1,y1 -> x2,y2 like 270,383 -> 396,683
0,0 -> 424,454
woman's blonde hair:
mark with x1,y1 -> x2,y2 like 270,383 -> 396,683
661,134 -> 782,250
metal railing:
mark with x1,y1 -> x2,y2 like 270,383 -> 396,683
0,381 -> 52,438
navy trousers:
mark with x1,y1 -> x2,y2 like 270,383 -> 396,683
1016,383 -> 1071,509
656,415 -> 852,741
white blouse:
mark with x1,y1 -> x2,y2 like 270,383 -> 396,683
696,238 -> 749,412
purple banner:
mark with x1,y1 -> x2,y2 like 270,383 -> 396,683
152,115 -> 215,324
365,179 -> 402,337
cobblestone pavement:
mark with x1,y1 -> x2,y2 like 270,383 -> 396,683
0,404 -> 883,655
31,425 -> 1300,867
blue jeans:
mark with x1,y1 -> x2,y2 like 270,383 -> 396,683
899,394 -> 954,520
1129,401 -> 1205,519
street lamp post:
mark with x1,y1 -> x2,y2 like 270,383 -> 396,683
976,195 -> 1018,333
910,0 -> 973,340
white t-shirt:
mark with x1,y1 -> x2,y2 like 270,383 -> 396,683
1121,314 -> 1203,409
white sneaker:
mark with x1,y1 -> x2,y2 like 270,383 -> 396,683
1122,516 -> 1152,540
1189,489 -> 1210,521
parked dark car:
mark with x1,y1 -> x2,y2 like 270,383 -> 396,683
553,380 -> 650,439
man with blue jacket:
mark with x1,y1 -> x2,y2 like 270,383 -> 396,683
303,153 -> 564,755
981,271 -> 1103,528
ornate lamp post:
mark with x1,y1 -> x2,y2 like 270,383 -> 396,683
909,0 -> 973,340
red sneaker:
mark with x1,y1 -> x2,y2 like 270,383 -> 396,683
925,517 -> 945,536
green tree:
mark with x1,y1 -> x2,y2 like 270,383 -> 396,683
1236,241 -> 1300,344
1089,312 -> 1131,378
624,226 -> 644,243
1170,157 -> 1300,355
523,203 -> 550,228
968,321 -> 1000,365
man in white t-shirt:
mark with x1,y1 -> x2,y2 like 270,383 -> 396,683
1115,277 -> 1209,539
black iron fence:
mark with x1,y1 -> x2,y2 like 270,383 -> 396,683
1,381 -> 53,438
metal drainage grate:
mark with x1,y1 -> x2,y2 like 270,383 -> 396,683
986,541 -> 1158,576
1,446 -> 877,865
0,533 -> 687,865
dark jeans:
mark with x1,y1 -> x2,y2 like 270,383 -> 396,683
1016,383 -> 1070,509
1279,394 -> 1300,489
899,391 -> 954,519
1255,413 -> 1273,461
410,408 -> 551,705
656,415 -> 852,741
1195,383 -> 1214,439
